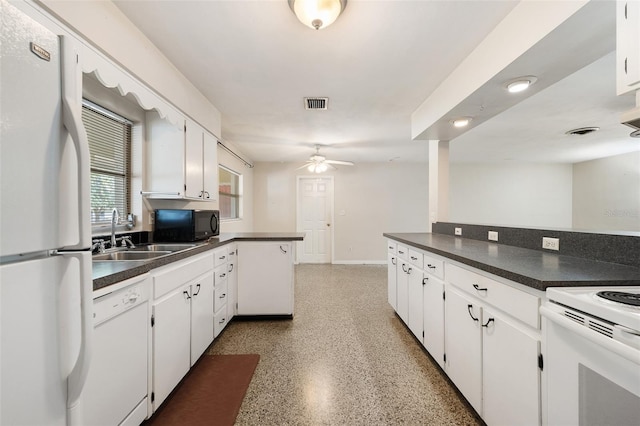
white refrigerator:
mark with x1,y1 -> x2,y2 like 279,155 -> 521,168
0,1 -> 93,425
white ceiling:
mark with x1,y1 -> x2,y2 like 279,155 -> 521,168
113,0 -> 639,166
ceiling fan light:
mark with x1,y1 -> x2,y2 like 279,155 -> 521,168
308,164 -> 316,172
317,163 -> 328,173
289,0 -> 347,30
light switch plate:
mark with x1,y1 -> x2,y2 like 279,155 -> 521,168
488,231 -> 498,241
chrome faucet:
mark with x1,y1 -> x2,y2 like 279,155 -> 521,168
111,208 -> 120,248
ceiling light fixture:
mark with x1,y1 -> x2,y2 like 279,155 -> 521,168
505,76 -> 538,93
452,117 -> 472,128
307,162 -> 328,173
288,0 -> 347,30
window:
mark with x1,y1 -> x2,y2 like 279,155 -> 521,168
82,100 -> 132,224
219,166 -> 241,220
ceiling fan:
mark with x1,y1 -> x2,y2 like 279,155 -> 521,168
298,145 -> 354,173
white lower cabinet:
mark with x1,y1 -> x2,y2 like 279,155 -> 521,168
237,242 -> 294,316
151,252 -> 214,411
387,251 -> 397,310
444,286 -> 483,413
407,263 -> 424,343
386,240 -> 542,425
190,270 -> 215,365
152,284 -> 192,409
482,307 -> 540,426
227,244 -> 238,320
444,263 -> 542,425
396,258 -> 409,323
423,274 -> 445,369
214,262 -> 229,337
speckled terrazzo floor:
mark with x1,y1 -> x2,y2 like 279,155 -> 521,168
208,264 -> 481,425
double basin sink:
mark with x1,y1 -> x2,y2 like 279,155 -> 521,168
93,243 -> 199,262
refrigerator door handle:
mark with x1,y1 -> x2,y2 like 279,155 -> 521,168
60,36 -> 91,249
64,252 -> 93,423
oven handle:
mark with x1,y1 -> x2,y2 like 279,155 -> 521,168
540,306 -> 640,365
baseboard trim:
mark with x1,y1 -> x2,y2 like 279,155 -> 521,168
331,260 -> 387,265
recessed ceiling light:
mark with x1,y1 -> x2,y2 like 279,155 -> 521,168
452,117 -> 472,128
505,76 -> 538,93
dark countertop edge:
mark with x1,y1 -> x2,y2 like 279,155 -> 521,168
383,233 -> 640,291
93,232 -> 304,291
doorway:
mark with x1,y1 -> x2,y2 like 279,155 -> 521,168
296,176 -> 333,263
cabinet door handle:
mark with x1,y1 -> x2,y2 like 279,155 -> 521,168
391,257 -> 396,266
411,256 -> 417,261
427,264 -> 436,269
219,273 -> 226,278
220,293 -> 226,299
422,277 -> 428,286
219,255 -> 226,260
398,250 -> 405,255
204,191 -> 210,199
473,284 -> 487,293
407,267 -> 412,275
467,304 -> 478,322
219,317 -> 226,324
183,290 -> 191,300
482,318 -> 494,328
228,263 -> 234,272
401,264 -> 408,273
193,283 -> 201,296
280,245 -> 287,254
625,57 -> 628,75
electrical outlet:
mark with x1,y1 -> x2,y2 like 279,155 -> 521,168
149,212 -> 154,225
488,231 -> 498,241
454,227 -> 462,236
543,237 -> 560,251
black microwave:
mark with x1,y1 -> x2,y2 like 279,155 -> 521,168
153,209 -> 219,242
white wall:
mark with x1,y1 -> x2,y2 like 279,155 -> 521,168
253,162 -> 429,263
573,152 -> 640,231
449,163 -> 573,228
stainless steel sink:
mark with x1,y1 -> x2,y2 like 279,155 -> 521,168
133,243 -> 198,252
93,251 -> 172,261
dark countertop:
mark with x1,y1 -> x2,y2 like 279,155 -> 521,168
384,232 -> 640,291
93,232 -> 305,291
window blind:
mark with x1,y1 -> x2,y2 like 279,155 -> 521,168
82,100 -> 131,224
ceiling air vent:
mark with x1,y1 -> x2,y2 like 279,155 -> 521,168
565,126 -> 600,136
304,97 -> 328,110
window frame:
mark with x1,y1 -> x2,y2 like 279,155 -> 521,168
218,165 -> 242,221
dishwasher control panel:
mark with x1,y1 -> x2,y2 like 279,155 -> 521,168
93,277 -> 150,326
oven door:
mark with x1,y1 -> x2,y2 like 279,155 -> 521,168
541,303 -> 640,426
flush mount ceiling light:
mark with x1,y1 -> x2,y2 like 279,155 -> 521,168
288,0 -> 347,30
505,76 -> 538,93
452,117 -> 472,128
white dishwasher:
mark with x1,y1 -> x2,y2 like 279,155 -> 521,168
82,274 -> 151,426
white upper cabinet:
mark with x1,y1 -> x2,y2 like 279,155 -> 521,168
617,0 -> 640,94
145,112 -> 218,200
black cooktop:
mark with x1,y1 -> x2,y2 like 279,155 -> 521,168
596,291 -> 640,307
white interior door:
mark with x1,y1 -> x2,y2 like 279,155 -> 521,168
297,177 -> 333,263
